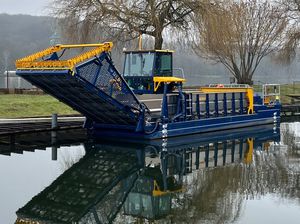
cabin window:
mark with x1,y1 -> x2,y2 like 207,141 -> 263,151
124,52 -> 155,77
155,53 -> 172,76
160,55 -> 171,71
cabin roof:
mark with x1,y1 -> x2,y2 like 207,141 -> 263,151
123,49 -> 174,53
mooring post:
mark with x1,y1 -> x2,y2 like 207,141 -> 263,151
51,130 -> 57,161
52,113 -> 58,129
52,146 -> 58,161
9,134 -> 15,152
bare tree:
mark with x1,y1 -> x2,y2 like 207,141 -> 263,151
52,0 -> 201,49
277,0 -> 300,63
193,0 -> 288,84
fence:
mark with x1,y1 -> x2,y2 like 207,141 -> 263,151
0,71 -> 34,89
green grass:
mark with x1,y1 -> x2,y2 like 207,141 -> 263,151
278,84 -> 300,104
0,94 -> 79,118
254,84 -> 300,104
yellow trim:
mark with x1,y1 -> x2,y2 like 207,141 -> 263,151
246,88 -> 254,114
16,42 -> 113,71
200,87 -> 254,114
152,180 -> 183,196
263,142 -> 270,151
199,87 -> 249,93
15,218 -> 40,224
154,49 -> 175,53
153,76 -> 186,92
244,138 -> 254,164
16,67 -> 70,70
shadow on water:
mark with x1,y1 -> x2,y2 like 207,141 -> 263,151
1,124 -> 299,224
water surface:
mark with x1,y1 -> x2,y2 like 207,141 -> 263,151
0,124 -> 299,224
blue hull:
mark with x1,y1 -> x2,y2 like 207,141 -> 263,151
91,107 -> 280,141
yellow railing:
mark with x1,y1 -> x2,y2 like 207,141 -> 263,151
15,218 -> 39,224
152,180 -> 183,196
153,76 -> 186,92
244,138 -> 254,165
15,42 -> 113,71
199,86 -> 254,114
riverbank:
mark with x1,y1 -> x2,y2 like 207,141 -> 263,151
0,83 -> 299,118
0,94 -> 79,118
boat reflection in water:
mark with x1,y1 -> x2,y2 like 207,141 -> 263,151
15,124 -> 291,224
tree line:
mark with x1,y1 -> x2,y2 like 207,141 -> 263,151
0,14 -> 53,74
53,0 -> 300,84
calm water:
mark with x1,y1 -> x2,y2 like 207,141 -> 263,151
0,123 -> 299,224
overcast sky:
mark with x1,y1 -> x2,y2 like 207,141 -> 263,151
0,0 -> 50,15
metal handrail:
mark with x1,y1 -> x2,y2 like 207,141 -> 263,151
16,42 -> 113,71
262,84 -> 280,105
208,84 -> 250,88
173,68 -> 185,79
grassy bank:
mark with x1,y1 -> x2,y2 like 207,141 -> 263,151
0,94 -> 79,118
254,84 -> 300,104
0,84 -> 299,118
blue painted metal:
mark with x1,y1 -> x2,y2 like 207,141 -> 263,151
222,141 -> 227,165
214,142 -> 218,167
92,106 -> 280,140
232,93 -> 235,115
223,93 -> 227,116
161,83 -> 169,122
195,147 -> 200,169
239,139 -> 243,159
231,140 -> 235,163
185,93 -> 193,119
240,92 -> 244,114
136,107 -> 145,132
173,83 -> 184,122
206,94 -> 210,118
16,49 -> 281,141
215,93 -> 219,117
205,144 -> 209,167
17,53 -> 144,129
196,94 -> 200,119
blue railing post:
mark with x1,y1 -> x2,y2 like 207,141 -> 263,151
222,141 -> 227,165
174,83 -> 184,121
239,139 -> 243,159
231,140 -> 235,163
205,144 -> 209,167
196,94 -> 200,119
214,142 -> 218,167
206,94 -> 210,118
196,147 -> 200,169
240,92 -> 244,114
223,93 -> 227,116
215,93 -> 219,117
232,93 -> 235,115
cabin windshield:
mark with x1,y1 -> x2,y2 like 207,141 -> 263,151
124,52 -> 155,77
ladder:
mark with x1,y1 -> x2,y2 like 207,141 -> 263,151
185,93 -> 193,119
